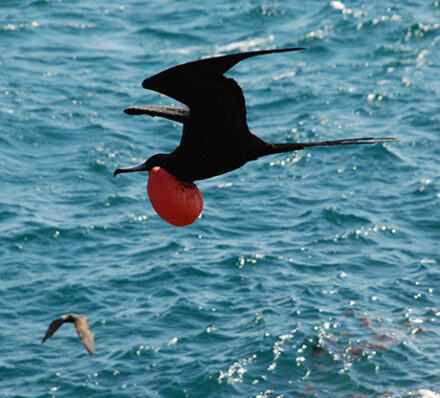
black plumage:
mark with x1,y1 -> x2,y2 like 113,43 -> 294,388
114,48 -> 395,182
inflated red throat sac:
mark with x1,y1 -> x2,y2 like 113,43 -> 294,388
147,167 -> 203,227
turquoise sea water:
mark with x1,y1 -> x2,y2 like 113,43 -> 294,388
1,1 -> 439,397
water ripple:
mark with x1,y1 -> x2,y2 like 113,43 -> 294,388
1,0 -> 440,396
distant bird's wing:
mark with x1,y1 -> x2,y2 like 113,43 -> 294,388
124,105 -> 189,124
141,48 -> 304,147
41,318 -> 65,343
74,315 -> 95,355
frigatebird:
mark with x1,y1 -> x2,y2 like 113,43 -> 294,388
114,48 -> 395,226
42,313 -> 95,355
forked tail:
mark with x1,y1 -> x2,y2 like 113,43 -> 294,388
270,137 -> 396,154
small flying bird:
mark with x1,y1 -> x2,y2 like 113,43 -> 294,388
41,314 -> 94,355
114,48 -> 395,226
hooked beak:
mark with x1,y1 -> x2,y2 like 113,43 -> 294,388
114,161 -> 149,176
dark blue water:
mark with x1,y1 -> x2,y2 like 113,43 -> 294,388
1,1 -> 439,397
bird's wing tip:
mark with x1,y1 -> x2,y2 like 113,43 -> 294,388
141,78 -> 150,89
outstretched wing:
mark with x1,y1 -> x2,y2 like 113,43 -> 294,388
41,318 -> 65,343
142,48 -> 304,106
74,316 -> 95,355
141,48 -> 304,148
124,105 -> 189,124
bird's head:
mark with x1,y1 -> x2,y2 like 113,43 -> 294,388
114,153 -> 169,177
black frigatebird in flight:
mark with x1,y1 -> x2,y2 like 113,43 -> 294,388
114,48 -> 395,226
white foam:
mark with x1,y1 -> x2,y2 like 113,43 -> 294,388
408,390 -> 440,398
214,35 -> 275,54
330,1 -> 345,10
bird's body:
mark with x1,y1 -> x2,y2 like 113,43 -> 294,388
42,313 -> 94,355
114,48 -> 395,225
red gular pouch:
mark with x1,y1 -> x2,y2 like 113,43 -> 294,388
147,167 -> 203,226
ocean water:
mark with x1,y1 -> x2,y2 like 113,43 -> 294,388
1,0 -> 439,397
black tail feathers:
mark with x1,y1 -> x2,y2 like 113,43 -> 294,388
269,137 -> 396,155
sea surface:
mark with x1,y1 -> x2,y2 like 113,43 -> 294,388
1,1 -> 439,397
